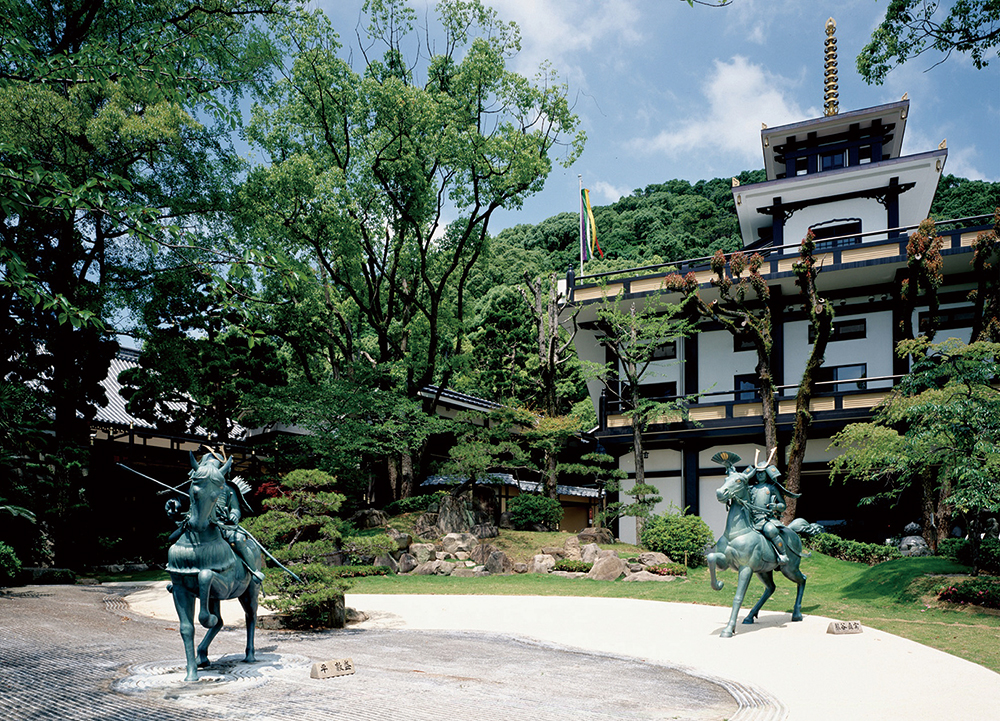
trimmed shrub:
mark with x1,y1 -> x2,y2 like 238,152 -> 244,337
645,562 -> 688,577
938,577 -> 1000,609
384,491 -> 449,517
507,494 -> 563,531
809,533 -> 902,565
0,542 -> 21,586
976,537 -> 1000,575
342,534 -> 398,565
327,565 -> 392,578
553,559 -> 592,573
263,563 -> 351,628
640,511 -> 713,568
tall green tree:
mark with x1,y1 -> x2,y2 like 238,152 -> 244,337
830,339 -> 1000,571
0,1 -> 297,564
239,0 -> 583,497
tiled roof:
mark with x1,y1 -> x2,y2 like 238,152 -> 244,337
422,474 -> 601,499
93,351 -> 246,439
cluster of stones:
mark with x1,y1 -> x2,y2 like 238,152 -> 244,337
376,526 -> 680,582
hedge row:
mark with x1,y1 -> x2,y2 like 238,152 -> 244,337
809,533 -> 902,565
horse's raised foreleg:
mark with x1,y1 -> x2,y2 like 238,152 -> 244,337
722,565 -> 753,638
707,550 -> 727,591
171,584 -> 199,682
743,571 -> 776,624
238,583 -> 259,663
196,598 -> 223,668
197,568 -> 220,628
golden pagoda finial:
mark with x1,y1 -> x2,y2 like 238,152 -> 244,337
824,17 -> 839,117
731,177 -> 740,188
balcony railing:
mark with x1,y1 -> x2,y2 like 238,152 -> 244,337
567,216 -> 993,303
598,374 -> 901,432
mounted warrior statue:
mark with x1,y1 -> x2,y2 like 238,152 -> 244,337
706,448 -> 823,638
164,447 -> 263,681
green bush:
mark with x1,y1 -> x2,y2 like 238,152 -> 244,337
937,537 -> 969,561
810,533 -> 902,565
640,511 -> 714,568
342,534 -> 398,565
327,565 -> 392,578
0,542 -> 21,586
553,559 -> 592,573
507,494 -> 563,531
976,537 -> 1000,575
261,563 -> 351,628
938,577 -> 1000,609
645,562 -> 688,577
384,491 -> 448,516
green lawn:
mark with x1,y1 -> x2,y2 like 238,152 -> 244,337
347,551 -> 1000,673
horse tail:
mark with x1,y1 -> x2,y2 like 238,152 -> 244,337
788,518 -> 824,538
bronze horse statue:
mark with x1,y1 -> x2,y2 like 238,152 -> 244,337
706,461 -> 822,638
166,453 -> 262,681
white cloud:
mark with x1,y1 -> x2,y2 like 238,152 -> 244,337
483,1 -> 642,85
627,56 -> 817,165
590,179 -> 630,204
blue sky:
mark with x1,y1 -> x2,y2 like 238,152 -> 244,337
310,1 -> 1000,232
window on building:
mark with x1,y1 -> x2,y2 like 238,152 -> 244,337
651,342 -> 677,361
821,150 -> 846,171
810,219 -> 862,250
858,145 -> 872,165
816,363 -> 867,392
810,317 -> 867,343
919,306 -> 975,333
733,334 -> 756,352
734,373 -> 758,402
638,381 -> 677,401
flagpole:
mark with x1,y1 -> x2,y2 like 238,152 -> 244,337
578,174 -> 584,277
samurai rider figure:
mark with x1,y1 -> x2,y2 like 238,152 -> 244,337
166,447 -> 264,583
741,448 -> 801,567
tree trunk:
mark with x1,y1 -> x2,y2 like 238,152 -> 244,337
544,448 -> 558,499
920,471 -> 938,553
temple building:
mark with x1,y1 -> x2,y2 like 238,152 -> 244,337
565,20 -> 993,543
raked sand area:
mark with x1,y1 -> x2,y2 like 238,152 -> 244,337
125,582 -> 1000,720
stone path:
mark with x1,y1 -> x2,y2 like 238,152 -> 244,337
0,585 -> 763,721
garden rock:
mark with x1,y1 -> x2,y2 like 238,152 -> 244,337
578,527 -> 614,545
563,536 -> 582,561
375,553 -> 398,573
471,523 -> 499,539
639,551 -> 671,566
623,570 -> 675,582
441,532 -> 478,555
587,555 -> 626,581
451,568 -> 477,578
551,571 -> 587,579
529,554 -> 556,574
410,543 -> 436,564
413,560 -> 456,576
345,607 -> 370,623
485,550 -> 513,575
386,528 -> 412,552
435,495 -> 477,534
540,546 -> 566,560
513,562 -> 527,573
596,549 -> 618,560
899,535 -> 932,557
413,514 -> 439,539
471,543 -> 498,565
350,508 -> 389,529
397,553 -> 418,574
581,543 -> 602,564
628,563 -> 644,573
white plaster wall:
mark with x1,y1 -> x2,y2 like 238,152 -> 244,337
783,197 -> 888,247
575,328 -> 608,414
699,477 -> 728,539
617,450 -> 683,545
783,310 -> 894,387
698,330 -> 756,400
